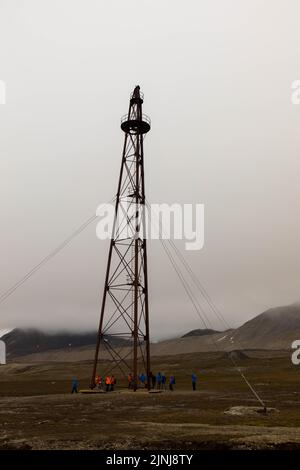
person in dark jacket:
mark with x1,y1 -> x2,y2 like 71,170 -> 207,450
169,375 -> 175,391
128,373 -> 133,389
151,372 -> 156,389
149,371 -> 153,389
161,373 -> 166,390
111,375 -> 116,391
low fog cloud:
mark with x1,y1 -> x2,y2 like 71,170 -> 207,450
0,1 -> 300,339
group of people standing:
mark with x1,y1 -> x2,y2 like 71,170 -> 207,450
127,371 -> 196,391
127,372 -> 148,389
127,371 -> 175,390
95,375 -> 116,392
149,371 -> 176,391
71,372 -> 197,393
149,372 -> 197,391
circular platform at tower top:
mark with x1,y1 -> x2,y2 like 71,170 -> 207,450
121,113 -> 151,134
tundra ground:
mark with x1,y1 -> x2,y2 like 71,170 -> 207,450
0,351 -> 299,450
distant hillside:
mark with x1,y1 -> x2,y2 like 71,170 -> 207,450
229,303 -> 300,350
171,303 -> 300,354
181,329 -> 219,338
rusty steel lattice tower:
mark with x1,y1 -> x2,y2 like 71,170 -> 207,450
91,86 -> 151,391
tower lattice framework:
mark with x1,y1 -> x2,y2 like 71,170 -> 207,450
91,86 -> 151,391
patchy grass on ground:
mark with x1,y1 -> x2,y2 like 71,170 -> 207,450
0,351 -> 299,449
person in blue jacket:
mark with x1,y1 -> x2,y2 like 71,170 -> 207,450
71,378 -> 78,394
156,372 -> 162,389
139,372 -> 146,388
191,373 -> 197,391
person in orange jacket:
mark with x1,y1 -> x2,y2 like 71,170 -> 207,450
105,375 -> 111,392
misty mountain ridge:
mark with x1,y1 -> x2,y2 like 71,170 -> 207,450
1,302 -> 300,359
1,328 -> 128,359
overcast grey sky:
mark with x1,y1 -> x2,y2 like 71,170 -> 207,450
0,0 -> 299,339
